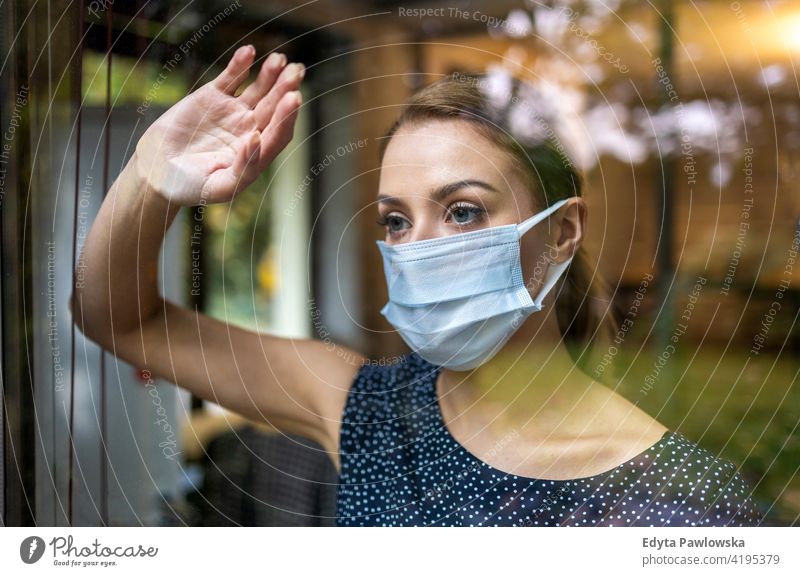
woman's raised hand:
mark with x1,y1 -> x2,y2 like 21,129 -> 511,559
134,45 -> 304,206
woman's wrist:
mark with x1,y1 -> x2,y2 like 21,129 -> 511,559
132,139 -> 208,207
123,150 -> 183,217
119,150 -> 181,212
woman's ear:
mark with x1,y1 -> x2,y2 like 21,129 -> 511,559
553,197 -> 586,263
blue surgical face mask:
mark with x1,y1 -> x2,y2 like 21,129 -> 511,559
377,197 -> 574,371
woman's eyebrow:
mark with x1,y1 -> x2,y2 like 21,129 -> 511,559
377,179 -> 500,205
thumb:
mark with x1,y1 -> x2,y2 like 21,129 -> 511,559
232,129 -> 262,176
202,129 -> 261,203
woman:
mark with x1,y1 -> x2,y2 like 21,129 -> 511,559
73,45 -> 763,527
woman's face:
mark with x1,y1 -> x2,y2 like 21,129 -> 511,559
377,118 -> 581,294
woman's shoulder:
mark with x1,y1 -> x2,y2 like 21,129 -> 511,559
656,430 -> 753,483
638,430 -> 764,526
340,352 -> 425,419
349,352 -> 429,390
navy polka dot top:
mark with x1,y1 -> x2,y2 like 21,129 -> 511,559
336,352 -> 764,526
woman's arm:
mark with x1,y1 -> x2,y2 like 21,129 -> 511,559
71,45 -> 365,460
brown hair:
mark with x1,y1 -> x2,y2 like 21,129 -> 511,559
377,72 -> 618,372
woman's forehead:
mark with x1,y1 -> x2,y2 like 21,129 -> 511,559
378,120 -> 518,194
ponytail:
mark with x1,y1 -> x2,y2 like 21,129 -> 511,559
557,244 -> 618,372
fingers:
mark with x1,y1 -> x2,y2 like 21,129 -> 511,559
258,90 -> 302,169
253,62 -> 305,131
203,129 -> 262,202
199,83 -> 302,203
212,44 -> 256,95
232,129 -> 262,184
238,51 -> 287,108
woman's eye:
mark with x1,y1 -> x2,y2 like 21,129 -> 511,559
387,215 -> 407,232
447,204 -> 485,226
377,214 -> 409,235
377,204 -> 484,237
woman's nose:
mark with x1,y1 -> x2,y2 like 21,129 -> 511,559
407,217 -> 444,243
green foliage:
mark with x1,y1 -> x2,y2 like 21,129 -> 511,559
204,168 -> 274,330
82,50 -> 188,106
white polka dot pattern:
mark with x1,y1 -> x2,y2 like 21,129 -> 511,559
336,352 -> 764,527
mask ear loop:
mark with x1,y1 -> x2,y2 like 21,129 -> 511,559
531,257 -> 573,309
516,197 -> 575,309
516,197 -> 572,237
